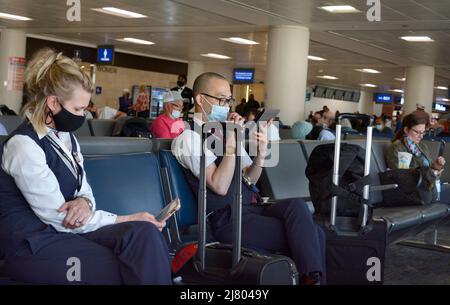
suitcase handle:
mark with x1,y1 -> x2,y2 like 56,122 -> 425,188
330,124 -> 374,230
197,121 -> 245,270
336,113 -> 374,127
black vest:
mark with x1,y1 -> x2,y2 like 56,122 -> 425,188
0,122 -> 79,258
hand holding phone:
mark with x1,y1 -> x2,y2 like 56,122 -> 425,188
155,198 -> 181,222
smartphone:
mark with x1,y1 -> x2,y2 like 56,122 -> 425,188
155,198 -> 181,222
439,139 -> 446,157
254,108 -> 280,123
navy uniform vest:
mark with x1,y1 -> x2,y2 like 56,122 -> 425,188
182,122 -> 255,215
0,122 -> 79,258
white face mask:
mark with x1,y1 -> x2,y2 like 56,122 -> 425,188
171,110 -> 182,119
375,124 -> 383,131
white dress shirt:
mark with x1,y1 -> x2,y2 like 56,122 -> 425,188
171,117 -> 252,178
1,125 -> 117,234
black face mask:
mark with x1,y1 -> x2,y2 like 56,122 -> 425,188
177,80 -> 185,88
50,105 -> 85,132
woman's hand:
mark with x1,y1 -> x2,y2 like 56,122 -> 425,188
432,156 -> 446,171
115,212 -> 166,231
58,197 -> 92,229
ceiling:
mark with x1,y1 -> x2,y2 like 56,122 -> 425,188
1,0 -> 450,98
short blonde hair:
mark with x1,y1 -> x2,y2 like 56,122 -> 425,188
22,48 -> 94,134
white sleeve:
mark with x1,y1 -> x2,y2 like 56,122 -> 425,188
74,138 -> 117,232
1,135 -> 114,234
172,130 -> 216,178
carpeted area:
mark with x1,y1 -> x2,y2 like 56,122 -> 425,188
384,222 -> 450,285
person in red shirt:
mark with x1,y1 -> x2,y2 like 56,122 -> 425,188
150,90 -> 185,138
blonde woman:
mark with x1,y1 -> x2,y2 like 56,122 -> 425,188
0,49 -> 171,284
133,84 -> 150,117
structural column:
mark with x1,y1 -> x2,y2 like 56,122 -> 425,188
187,61 -> 205,89
403,65 -> 435,115
358,90 -> 374,115
265,26 -> 310,125
0,29 -> 27,114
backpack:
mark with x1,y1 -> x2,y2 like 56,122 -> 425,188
113,117 -> 152,138
305,143 -> 370,217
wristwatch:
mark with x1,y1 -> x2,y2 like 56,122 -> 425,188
82,197 -> 94,211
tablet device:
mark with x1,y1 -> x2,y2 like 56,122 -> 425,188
254,108 -> 280,123
155,198 -> 181,222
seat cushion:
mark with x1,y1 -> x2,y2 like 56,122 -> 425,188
159,150 -> 197,228
84,153 -> 166,216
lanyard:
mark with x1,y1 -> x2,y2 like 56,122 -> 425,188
45,133 -> 83,192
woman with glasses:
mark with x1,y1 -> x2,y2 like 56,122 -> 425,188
385,111 -> 445,199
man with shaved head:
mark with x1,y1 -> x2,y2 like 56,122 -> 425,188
172,72 -> 326,284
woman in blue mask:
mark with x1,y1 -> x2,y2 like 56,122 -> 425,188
0,49 -> 171,284
150,90 -> 186,138
385,111 -> 446,199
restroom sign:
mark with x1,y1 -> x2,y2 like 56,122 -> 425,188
8,57 -> 26,91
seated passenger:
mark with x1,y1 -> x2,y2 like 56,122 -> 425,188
0,122 -> 7,135
373,116 -> 394,137
385,111 -> 445,197
118,89 -> 132,113
0,49 -> 171,284
291,120 -> 313,140
172,72 -> 326,284
150,90 -> 185,139
317,111 -> 336,141
86,101 -> 126,120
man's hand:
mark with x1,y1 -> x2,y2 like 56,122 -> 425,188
224,112 -> 245,155
58,197 -> 92,229
255,119 -> 272,158
115,212 -> 166,231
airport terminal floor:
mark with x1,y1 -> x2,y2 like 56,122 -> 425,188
1,0 -> 450,293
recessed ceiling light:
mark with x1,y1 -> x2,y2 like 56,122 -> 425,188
200,53 -> 231,59
0,12 -> 32,21
355,68 -> 381,74
319,5 -> 360,13
316,75 -> 338,80
395,77 -> 406,82
91,7 -> 147,18
389,89 -> 404,93
220,37 -> 259,45
117,38 -> 154,45
435,86 -> 448,90
400,36 -> 434,42
308,55 -> 327,61
360,84 -> 377,88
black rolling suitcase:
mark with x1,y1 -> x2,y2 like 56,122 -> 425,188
308,114 -> 393,285
173,122 -> 298,285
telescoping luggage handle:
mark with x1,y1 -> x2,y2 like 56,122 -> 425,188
197,122 -> 244,271
331,114 -> 375,229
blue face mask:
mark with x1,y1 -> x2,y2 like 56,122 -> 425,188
171,110 -> 181,119
207,104 -> 229,122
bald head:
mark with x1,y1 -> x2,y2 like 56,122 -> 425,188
193,72 -> 228,97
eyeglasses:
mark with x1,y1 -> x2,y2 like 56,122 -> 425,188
410,128 -> 426,136
201,93 -> 235,106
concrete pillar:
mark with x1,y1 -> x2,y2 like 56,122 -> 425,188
265,26 -> 310,125
0,29 -> 27,114
187,61 -> 205,89
358,90 -> 374,114
403,66 -> 435,115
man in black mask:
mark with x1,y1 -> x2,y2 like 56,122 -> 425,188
171,74 -> 194,117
